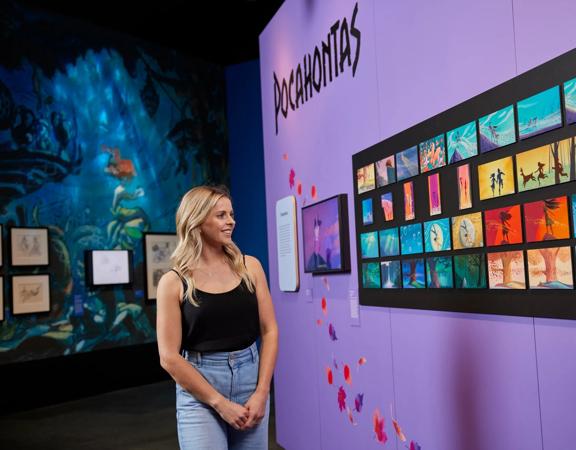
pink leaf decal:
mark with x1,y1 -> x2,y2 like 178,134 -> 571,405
373,409 -> 388,444
337,386 -> 347,412
289,169 -> 295,189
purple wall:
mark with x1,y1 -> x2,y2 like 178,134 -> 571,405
259,1 -> 576,449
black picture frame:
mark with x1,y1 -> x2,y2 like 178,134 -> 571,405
9,227 -> 50,267
84,250 -> 133,288
301,194 -> 351,275
143,232 -> 178,301
11,273 -> 51,316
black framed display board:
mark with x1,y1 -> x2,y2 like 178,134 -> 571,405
352,48 -> 576,320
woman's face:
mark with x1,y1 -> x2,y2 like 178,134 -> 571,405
199,196 -> 235,245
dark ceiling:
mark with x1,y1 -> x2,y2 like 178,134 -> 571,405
16,0 -> 284,65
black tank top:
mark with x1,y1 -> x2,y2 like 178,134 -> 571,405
172,268 -> 260,352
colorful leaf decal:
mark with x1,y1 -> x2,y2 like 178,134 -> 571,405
321,297 -> 328,316
373,409 -> 388,444
337,386 -> 347,412
326,367 -> 333,385
354,393 -> 364,413
344,364 -> 352,385
328,323 -> 338,341
289,169 -> 295,189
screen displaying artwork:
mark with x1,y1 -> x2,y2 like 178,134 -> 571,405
452,212 -> 484,250
524,196 -> 570,242
477,156 -> 515,200
381,192 -> 394,221
427,173 -> 442,216
484,204 -> 523,247
564,77 -> 576,124
419,134 -> 446,173
454,254 -> 487,289
457,164 -> 472,210
403,181 -> 415,221
362,198 -> 373,225
400,223 -> 423,255
401,258 -> 425,288
487,250 -> 526,289
376,156 -> 396,187
360,231 -> 379,259
379,228 -> 400,257
515,137 -> 572,192
447,121 -> 478,163
357,163 -> 376,193
424,218 -> 451,252
527,246 -> 573,289
301,194 -> 351,274
479,105 -> 516,153
362,262 -> 381,288
381,260 -> 402,288
517,86 -> 562,140
396,146 -> 419,180
426,256 -> 454,288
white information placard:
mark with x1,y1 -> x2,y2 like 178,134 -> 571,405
276,196 -> 299,292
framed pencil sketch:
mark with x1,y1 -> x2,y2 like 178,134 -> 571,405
144,233 -> 178,301
10,227 -> 49,266
85,250 -> 133,287
11,274 -> 51,315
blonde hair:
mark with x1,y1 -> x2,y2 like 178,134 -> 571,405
172,185 -> 254,306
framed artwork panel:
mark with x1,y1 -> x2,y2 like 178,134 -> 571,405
10,227 -> 49,266
144,233 -> 178,301
12,274 -> 51,315
85,250 -> 133,287
517,86 -> 562,140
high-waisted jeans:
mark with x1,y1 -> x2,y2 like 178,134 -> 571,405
176,342 -> 269,450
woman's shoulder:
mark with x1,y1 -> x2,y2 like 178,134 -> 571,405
243,255 -> 264,277
157,269 -> 185,297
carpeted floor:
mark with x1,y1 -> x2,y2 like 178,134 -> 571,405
0,380 -> 284,449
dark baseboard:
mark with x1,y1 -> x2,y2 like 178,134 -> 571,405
0,342 -> 171,414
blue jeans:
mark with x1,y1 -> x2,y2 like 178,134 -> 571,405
176,342 -> 269,450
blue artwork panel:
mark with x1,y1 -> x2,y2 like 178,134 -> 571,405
362,262 -> 381,288
479,105 -> 516,153
400,223 -> 423,255
379,227 -> 399,257
362,198 -> 373,225
381,260 -> 402,288
564,77 -> 576,124
396,146 -> 419,181
447,121 -> 478,163
401,258 -> 425,288
360,231 -> 379,259
517,86 -> 562,139
426,256 -> 454,288
424,218 -> 452,252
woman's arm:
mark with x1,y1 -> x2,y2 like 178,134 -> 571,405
156,271 -> 249,429
242,255 -> 279,428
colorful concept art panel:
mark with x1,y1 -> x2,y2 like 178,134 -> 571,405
400,223 -> 424,255
403,181 -> 415,221
484,204 -> 523,246
452,212 -> 484,250
447,121 -> 478,163
362,262 -> 381,288
402,258 -> 425,288
517,86 -> 562,140
454,254 -> 487,289
357,163 -> 376,193
479,105 -> 516,152
427,173 -> 442,216
477,156 -> 515,200
515,137 -> 572,192
426,256 -> 454,288
396,146 -> 419,180
457,164 -> 472,210
573,194 -> 576,237
381,192 -> 394,221
419,134 -> 446,173
565,77 -> 576,124
487,251 -> 526,289
424,218 -> 451,252
362,198 -> 373,225
381,260 -> 402,288
376,156 -> 396,187
524,196 -> 570,242
527,246 -> 573,289
379,228 -> 400,257
360,231 -> 379,259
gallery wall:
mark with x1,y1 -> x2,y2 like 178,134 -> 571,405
259,0 -> 576,449
0,2 -> 229,366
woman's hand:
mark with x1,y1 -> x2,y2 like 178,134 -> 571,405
213,398 -> 250,430
241,390 -> 268,429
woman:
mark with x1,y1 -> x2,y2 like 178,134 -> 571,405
156,185 -> 278,450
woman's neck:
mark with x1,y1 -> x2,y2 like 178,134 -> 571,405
199,243 -> 226,267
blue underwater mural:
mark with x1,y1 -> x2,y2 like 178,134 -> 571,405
0,2 -> 229,363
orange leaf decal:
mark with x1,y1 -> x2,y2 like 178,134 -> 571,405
316,319 -> 323,326
311,184 -> 318,199
321,297 -> 328,316
393,419 -> 407,442
343,364 -> 352,385
326,367 -> 333,385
